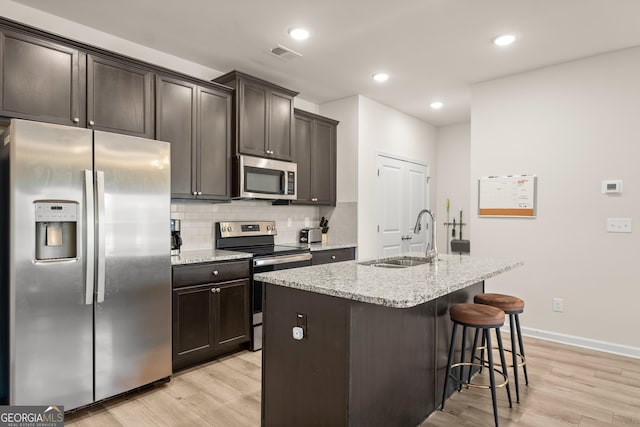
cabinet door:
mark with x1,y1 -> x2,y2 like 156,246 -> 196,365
214,279 -> 250,346
197,86 -> 231,199
87,55 -> 154,138
0,30 -> 84,126
294,114 -> 313,203
268,90 -> 294,161
311,120 -> 336,205
156,75 -> 197,198
172,284 -> 215,368
238,79 -> 267,157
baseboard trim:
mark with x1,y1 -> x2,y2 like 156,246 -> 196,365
503,325 -> 640,360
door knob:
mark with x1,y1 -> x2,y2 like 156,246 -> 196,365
89,120 -> 95,126
73,117 -> 80,123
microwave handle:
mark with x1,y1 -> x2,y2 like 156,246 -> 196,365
282,170 -> 287,195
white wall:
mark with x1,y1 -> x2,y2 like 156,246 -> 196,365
436,123 -> 471,253
319,96 -> 359,203
471,47 -> 640,354
358,96 -> 438,259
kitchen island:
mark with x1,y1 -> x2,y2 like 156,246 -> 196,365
255,253 -> 522,427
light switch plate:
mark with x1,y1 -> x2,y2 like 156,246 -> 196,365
607,218 -> 632,233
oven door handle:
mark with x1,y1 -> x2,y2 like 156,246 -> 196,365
253,252 -> 312,267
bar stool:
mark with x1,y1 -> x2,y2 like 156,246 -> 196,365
473,293 -> 528,403
442,303 -> 512,427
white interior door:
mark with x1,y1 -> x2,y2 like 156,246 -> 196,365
377,155 -> 430,257
406,162 -> 430,252
377,156 -> 404,257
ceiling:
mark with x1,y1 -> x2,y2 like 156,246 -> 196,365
12,0 -> 640,126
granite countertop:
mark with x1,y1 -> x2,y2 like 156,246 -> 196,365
254,253 -> 523,308
171,249 -> 252,265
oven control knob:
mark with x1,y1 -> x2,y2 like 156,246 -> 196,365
273,227 -> 277,233
227,226 -> 232,232
266,225 -> 272,231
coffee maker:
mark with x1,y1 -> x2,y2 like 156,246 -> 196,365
170,219 -> 182,255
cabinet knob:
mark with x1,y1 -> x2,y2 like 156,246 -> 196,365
197,191 -> 202,195
89,120 -> 95,126
73,117 -> 80,123
331,255 -> 336,260
193,191 -> 197,196
212,270 -> 219,276
312,198 -> 318,202
211,287 -> 220,293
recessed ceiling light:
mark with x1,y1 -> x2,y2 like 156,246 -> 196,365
492,34 -> 516,47
288,28 -> 310,41
430,101 -> 444,110
372,73 -> 389,82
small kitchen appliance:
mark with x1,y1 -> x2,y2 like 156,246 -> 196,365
299,227 -> 322,243
171,219 -> 182,255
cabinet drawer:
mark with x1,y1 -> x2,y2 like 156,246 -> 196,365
311,248 -> 355,265
173,260 -> 250,288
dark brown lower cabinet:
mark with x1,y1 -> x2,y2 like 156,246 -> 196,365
262,281 -> 484,427
311,247 -> 356,265
172,260 -> 250,371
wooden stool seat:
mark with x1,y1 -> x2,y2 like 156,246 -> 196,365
450,303 -> 505,328
474,293 -> 524,314
473,292 -> 529,404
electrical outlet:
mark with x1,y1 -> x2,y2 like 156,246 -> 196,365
287,218 -> 292,227
552,298 -> 564,312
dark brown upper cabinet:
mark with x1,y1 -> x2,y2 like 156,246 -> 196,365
0,29 -> 85,126
156,75 -> 232,200
293,109 -> 339,206
214,71 -> 298,162
0,28 -> 154,138
87,55 -> 154,138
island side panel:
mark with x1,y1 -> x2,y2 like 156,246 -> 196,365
349,299 -> 436,427
262,284 -> 350,427
435,281 -> 485,405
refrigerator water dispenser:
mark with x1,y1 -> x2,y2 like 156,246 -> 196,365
34,201 -> 78,260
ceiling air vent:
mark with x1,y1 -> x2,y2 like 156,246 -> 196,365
267,44 -> 303,62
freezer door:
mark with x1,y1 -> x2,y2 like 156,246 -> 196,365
8,120 -> 94,409
93,131 -> 171,400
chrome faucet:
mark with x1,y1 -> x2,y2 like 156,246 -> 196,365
413,209 -> 438,262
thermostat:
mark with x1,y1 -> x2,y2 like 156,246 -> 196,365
601,180 -> 622,194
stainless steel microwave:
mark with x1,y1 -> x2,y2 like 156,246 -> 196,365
237,155 -> 297,200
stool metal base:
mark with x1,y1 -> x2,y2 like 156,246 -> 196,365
442,322 -> 512,427
449,361 -> 509,390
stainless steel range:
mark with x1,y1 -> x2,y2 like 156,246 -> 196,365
215,220 -> 311,351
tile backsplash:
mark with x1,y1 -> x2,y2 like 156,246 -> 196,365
171,200 -> 356,251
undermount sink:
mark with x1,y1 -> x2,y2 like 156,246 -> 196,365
359,256 -> 435,268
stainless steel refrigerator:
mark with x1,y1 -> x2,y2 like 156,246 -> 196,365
0,119 -> 171,410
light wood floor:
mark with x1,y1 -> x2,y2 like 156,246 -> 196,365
66,336 -> 640,426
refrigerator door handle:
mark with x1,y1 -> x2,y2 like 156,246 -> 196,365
84,170 -> 95,305
96,170 -> 106,303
